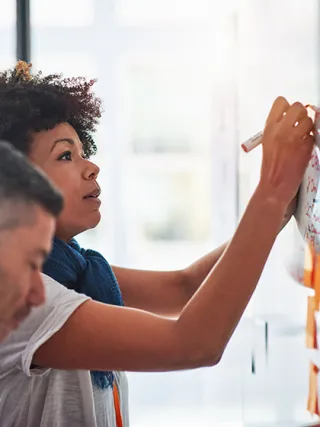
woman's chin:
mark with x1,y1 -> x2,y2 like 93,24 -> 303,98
57,211 -> 102,241
86,211 -> 101,229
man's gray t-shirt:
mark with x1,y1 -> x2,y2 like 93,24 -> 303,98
0,274 -> 129,427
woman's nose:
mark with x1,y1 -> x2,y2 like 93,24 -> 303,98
83,160 -> 100,180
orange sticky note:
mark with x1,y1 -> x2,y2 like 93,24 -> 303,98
305,244 -> 316,289
314,255 -> 320,307
307,363 -> 320,416
307,296 -> 318,349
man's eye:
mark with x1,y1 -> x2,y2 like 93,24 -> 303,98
29,262 -> 38,271
58,151 -> 72,161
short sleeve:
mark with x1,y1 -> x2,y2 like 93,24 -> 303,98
0,274 -> 90,378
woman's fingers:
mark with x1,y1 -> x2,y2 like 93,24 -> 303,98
284,101 -> 307,126
266,96 -> 290,125
260,97 -> 314,204
295,116 -> 314,139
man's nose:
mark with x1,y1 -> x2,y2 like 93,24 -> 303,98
28,271 -> 46,307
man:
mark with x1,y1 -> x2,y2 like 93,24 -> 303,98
0,141 -> 63,341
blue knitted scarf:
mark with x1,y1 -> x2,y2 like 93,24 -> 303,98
43,237 -> 124,390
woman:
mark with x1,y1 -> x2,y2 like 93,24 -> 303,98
0,61 -> 314,427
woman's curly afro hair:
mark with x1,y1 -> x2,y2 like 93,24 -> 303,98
0,61 -> 102,158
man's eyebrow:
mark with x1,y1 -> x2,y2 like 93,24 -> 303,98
50,138 -> 75,152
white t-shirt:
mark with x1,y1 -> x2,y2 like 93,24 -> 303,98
0,274 -> 129,427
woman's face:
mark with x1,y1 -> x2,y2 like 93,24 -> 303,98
29,122 -> 101,241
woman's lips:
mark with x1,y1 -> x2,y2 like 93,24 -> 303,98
83,196 -> 101,206
83,185 -> 101,199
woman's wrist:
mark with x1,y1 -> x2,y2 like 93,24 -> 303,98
253,182 -> 289,218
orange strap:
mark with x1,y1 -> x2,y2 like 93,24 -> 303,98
113,383 -> 123,427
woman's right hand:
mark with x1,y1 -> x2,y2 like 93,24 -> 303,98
259,96 -> 314,207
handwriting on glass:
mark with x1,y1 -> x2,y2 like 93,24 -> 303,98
297,147 -> 320,251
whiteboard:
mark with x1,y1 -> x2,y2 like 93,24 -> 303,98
295,146 -> 320,252
287,144 -> 320,285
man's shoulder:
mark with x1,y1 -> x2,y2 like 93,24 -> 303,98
40,274 -> 84,303
0,276 -> 90,356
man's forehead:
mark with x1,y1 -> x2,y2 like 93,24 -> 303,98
17,209 -> 54,250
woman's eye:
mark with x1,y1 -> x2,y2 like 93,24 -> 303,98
58,151 -> 72,161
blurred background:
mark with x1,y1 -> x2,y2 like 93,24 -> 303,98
1,0 -> 320,425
